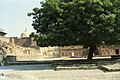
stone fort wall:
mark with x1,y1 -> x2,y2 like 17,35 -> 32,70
60,46 -> 117,58
39,46 -> 118,58
9,37 -> 37,47
0,36 -> 119,60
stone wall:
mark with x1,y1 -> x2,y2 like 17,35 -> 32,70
39,46 -> 60,57
39,46 -> 118,58
16,38 -> 31,47
0,35 -> 119,60
0,36 -> 9,43
10,37 -> 37,47
0,39 -> 42,60
59,46 -> 118,58
60,46 -> 84,57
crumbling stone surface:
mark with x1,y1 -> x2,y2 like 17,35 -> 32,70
60,46 -> 117,57
0,39 -> 42,60
0,36 -> 118,60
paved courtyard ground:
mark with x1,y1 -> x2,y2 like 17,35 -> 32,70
0,64 -> 120,80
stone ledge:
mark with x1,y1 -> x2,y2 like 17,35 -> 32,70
55,64 -> 98,71
99,65 -> 120,72
99,66 -> 114,72
111,55 -> 120,60
57,66 -> 81,70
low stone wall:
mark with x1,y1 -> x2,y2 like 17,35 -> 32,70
15,54 -> 43,60
0,36 -> 9,43
59,46 -> 118,58
39,47 -> 60,57
60,46 -> 84,57
39,46 -> 118,58
100,48 -> 116,56
0,36 -> 119,60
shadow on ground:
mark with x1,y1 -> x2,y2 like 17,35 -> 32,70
0,64 -> 54,71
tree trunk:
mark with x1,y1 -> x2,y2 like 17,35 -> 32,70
87,44 -> 96,61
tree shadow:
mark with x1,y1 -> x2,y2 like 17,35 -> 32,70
0,64 -> 54,71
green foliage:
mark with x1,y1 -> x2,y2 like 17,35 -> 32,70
28,0 -> 120,47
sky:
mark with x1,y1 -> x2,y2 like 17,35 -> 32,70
0,0 -> 44,37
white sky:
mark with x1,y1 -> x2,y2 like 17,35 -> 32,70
0,0 -> 44,37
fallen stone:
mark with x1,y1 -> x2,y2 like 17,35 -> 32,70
99,65 -> 120,72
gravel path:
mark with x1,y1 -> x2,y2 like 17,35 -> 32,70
0,64 -> 120,80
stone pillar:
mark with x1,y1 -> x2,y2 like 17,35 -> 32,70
39,47 -> 43,55
10,38 -> 15,44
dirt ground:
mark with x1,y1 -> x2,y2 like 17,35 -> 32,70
0,64 -> 120,80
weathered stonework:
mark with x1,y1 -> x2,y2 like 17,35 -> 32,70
59,46 -> 117,58
0,35 -> 119,60
0,38 -> 42,60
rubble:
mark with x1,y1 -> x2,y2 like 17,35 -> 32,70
0,39 -> 42,60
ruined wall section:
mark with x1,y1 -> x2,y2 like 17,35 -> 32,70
0,36 -> 9,43
9,37 -> 37,47
0,36 -> 118,60
0,38 -> 42,60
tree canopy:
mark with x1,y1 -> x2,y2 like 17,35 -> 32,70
28,0 -> 120,60
28,0 -> 120,47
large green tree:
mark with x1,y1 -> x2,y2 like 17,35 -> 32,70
28,0 -> 120,61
